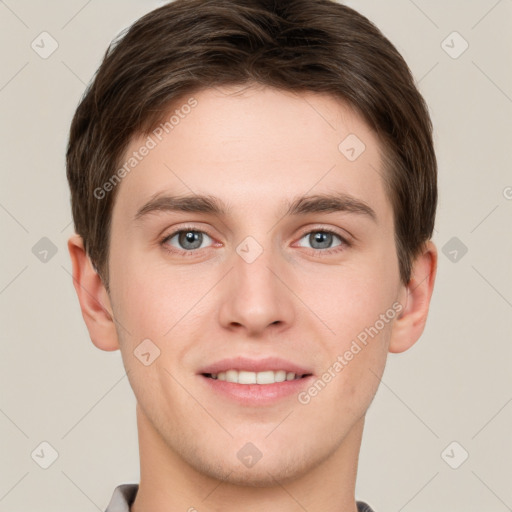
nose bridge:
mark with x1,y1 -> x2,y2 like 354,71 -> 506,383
217,234 -> 294,334
235,237 -> 278,293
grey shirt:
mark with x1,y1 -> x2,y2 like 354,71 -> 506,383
104,483 -> 376,512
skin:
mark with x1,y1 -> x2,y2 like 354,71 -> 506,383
68,84 -> 437,512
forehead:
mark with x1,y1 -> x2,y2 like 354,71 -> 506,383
112,85 -> 392,226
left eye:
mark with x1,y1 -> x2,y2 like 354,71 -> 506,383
296,230 -> 344,251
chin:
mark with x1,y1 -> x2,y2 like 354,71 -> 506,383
202,461 -> 305,488
188,443 -> 318,488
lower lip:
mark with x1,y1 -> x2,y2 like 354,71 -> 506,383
199,375 -> 314,405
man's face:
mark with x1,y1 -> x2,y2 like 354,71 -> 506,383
107,85 -> 405,485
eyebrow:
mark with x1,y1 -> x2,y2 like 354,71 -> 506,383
134,192 -> 377,222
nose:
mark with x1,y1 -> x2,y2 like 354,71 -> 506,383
217,240 -> 295,337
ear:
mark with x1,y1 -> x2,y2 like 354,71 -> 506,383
389,241 -> 437,353
67,234 -> 120,351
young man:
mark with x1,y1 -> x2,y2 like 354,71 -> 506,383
66,1 -> 437,511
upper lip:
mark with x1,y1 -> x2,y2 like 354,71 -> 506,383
199,356 -> 313,376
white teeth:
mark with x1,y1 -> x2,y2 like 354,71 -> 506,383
209,369 -> 304,384
274,370 -> 286,382
238,370 -> 256,384
225,369 -> 238,383
256,371 -> 274,384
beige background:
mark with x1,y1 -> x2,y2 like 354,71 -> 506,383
1,1 -> 511,511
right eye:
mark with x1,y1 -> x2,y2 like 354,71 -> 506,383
161,228 -> 215,253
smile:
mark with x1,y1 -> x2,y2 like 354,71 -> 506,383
204,369 -> 309,384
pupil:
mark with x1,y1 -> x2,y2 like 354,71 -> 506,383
312,232 -> 331,249
180,231 -> 202,249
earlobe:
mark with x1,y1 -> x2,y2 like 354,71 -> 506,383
388,241 -> 437,354
67,234 -> 120,352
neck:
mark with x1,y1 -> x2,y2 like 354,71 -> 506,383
131,403 -> 363,512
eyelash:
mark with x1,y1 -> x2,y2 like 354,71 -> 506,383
159,225 -> 351,257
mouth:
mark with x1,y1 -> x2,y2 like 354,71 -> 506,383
198,357 -> 314,405
202,369 -> 311,384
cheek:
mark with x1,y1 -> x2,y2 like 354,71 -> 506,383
302,256 -> 400,339
298,255 -> 399,403
109,253 -> 198,340
301,319 -> 392,429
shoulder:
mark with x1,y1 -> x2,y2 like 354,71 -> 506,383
104,483 -> 139,512
357,501 -> 376,512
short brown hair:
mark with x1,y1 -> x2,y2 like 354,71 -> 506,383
66,0 -> 437,289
